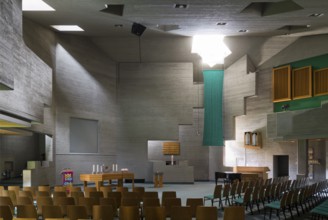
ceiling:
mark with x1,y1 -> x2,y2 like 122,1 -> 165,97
23,0 -> 328,38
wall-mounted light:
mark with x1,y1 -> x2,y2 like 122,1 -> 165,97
191,35 -> 231,67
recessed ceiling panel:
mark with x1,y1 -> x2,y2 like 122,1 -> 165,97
100,4 -> 124,16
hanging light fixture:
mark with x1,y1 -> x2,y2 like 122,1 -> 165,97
191,35 -> 231,67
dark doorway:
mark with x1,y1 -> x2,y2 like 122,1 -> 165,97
273,155 -> 289,178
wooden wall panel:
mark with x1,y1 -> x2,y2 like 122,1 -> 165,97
314,68 -> 328,96
162,142 -> 180,155
292,66 -> 312,100
272,65 -> 291,102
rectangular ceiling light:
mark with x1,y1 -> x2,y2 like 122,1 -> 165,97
22,0 -> 55,11
51,25 -> 84,32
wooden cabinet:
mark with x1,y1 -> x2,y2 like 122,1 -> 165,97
244,132 -> 261,149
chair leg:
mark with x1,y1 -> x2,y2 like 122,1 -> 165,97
282,208 -> 286,219
269,208 -> 272,219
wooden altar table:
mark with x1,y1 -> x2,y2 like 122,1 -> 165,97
80,172 -> 134,191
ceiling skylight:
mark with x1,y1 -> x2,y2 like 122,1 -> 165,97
22,0 -> 55,11
51,25 -> 84,32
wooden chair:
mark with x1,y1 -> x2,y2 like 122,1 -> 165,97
89,191 -> 103,200
162,198 -> 181,217
116,186 -> 128,193
36,196 -> 53,216
16,197 -> 33,205
132,187 -> 144,200
0,186 -> 5,196
38,186 -> 50,193
234,187 -> 253,214
223,206 -> 245,220
142,191 -> 158,199
83,187 -> 97,198
16,205 -> 38,218
161,191 -> 176,204
66,205 -> 88,220
119,206 -> 139,220
99,186 -> 112,198
36,191 -> 50,198
121,198 -> 140,207
68,186 -> 82,197
52,191 -> 67,200
22,187 -> 37,200
204,184 -> 223,208
69,191 -> 84,205
99,198 -> 118,216
186,198 -> 203,217
92,205 -> 114,220
196,206 -> 218,220
0,205 -> 13,220
42,205 -> 63,219
78,197 -> 99,217
18,191 -> 33,202
2,190 -> 17,206
264,191 -> 288,219
222,184 -> 231,205
143,206 -> 165,220
54,186 -> 67,193
53,197 -> 75,216
107,192 -> 122,208
8,186 -> 20,198
0,196 -> 15,213
170,206 -> 192,220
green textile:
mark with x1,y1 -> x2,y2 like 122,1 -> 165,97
203,70 -> 224,146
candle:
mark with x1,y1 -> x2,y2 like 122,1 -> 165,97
112,164 -> 115,172
115,164 -> 118,172
92,164 -> 95,174
96,164 -> 99,173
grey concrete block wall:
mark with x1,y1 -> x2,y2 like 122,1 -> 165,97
0,0 -> 52,122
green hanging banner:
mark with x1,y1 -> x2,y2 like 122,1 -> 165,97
203,70 -> 224,146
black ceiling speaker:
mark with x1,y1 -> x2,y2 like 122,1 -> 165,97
131,23 -> 146,36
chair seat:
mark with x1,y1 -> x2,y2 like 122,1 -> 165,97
204,195 -> 214,200
265,201 -> 281,209
234,198 -> 244,204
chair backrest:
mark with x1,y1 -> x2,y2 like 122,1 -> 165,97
186,198 -> 203,217
52,191 -> 67,200
121,198 -> 140,207
222,184 -> 230,198
116,187 -> 128,193
132,187 -> 145,198
99,186 -> 112,198
7,186 -> 20,198
119,206 -> 139,220
285,190 -> 293,206
213,185 -> 222,199
230,182 -> 238,196
66,205 -> 88,220
161,191 -> 176,204
38,186 -> 50,193
143,191 -> 158,199
68,187 -> 81,197
36,191 -> 51,198
252,187 -> 259,201
223,206 -> 245,220
0,197 -> 14,213
143,198 -> 160,207
170,206 -> 192,220
83,187 -> 97,198
242,188 -> 252,203
92,205 -> 114,220
53,197 -> 75,216
0,205 -> 13,220
18,191 -> 33,201
0,186 -> 4,196
42,205 -> 63,219
22,187 -> 37,200
99,198 -> 117,216
16,197 -> 33,205
1,191 -> 17,206
144,206 -> 165,220
54,186 -> 67,193
107,192 -> 122,208
16,205 -> 38,218
162,198 -> 181,217
242,182 -> 249,193
69,191 -> 84,205
36,197 -> 54,215
196,206 -> 217,220
122,192 -> 138,199
89,191 -> 103,200
78,197 -> 99,216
